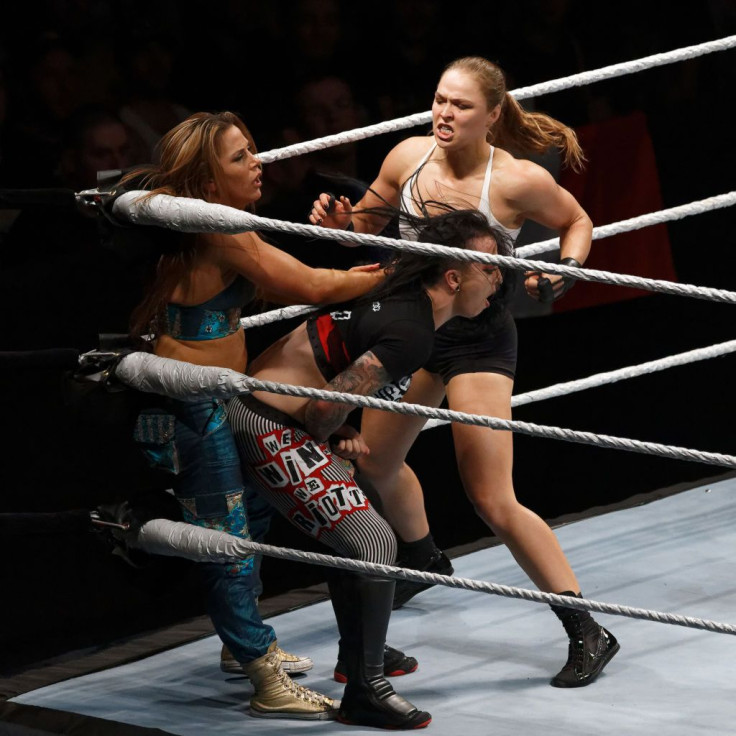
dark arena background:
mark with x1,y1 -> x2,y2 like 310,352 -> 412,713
1,0 -> 734,719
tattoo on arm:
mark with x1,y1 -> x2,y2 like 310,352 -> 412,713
304,351 -> 392,441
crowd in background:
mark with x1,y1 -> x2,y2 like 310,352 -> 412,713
0,0 -> 733,351
0,0 -> 732,199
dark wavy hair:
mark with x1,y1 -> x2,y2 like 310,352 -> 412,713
349,201 -> 515,314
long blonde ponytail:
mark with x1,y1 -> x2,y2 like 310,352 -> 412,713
443,57 -> 586,171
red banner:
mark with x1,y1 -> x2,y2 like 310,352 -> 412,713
555,111 -> 677,312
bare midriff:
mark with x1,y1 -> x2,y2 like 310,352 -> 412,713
246,323 -> 325,421
154,328 -> 248,373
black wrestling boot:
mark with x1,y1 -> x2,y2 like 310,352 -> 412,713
392,536 -> 454,610
550,591 -> 620,688
333,644 -> 419,683
328,571 -> 431,729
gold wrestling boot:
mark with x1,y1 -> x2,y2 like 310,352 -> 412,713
243,642 -> 338,720
221,641 -> 313,675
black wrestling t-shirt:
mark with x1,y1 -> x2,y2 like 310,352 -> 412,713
306,290 -> 434,401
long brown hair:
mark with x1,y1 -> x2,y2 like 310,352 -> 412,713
124,111 -> 257,342
443,57 -> 585,171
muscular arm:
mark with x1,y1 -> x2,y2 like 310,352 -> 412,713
309,137 -> 429,236
509,161 -> 592,264
350,151 -> 405,234
508,161 -> 592,300
213,230 -> 383,305
304,350 -> 393,442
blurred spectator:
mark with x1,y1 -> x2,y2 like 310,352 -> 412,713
282,0 -> 355,76
75,32 -> 125,111
0,106 -> 146,349
1,32 -> 85,187
0,52 -> 16,238
495,0 -> 591,127
0,53 -> 8,182
117,33 -> 191,163
58,105 -> 138,191
269,0 -> 371,125
173,0 -> 280,114
364,0 -> 450,124
291,73 -> 375,182
257,73 -> 390,271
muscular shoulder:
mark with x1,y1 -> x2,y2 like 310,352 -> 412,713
493,150 -> 558,205
381,136 -> 435,183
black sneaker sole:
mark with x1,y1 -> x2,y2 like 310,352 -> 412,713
337,711 -> 432,729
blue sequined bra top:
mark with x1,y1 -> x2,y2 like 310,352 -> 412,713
163,275 -> 255,341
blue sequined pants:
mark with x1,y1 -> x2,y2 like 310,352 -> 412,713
135,397 -> 276,664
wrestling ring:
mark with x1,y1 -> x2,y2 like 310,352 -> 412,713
2,33 -> 736,736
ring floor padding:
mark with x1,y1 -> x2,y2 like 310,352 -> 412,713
10,477 -> 736,735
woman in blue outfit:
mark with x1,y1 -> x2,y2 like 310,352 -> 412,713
124,111 -> 384,720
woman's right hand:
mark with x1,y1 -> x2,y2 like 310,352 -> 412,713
329,424 -> 370,461
348,262 -> 385,287
309,192 -> 353,230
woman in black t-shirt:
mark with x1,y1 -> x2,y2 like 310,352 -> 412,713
227,209 -> 506,730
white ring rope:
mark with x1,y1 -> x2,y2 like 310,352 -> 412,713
132,518 -> 736,637
113,192 -> 736,305
516,191 -> 736,257
236,189 -> 736,329
423,338 -> 736,430
241,303 -> 317,329
115,352 -> 736,469
257,35 -> 736,165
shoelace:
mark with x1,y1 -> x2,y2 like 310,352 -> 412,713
274,645 -> 307,663
559,619 -> 588,673
570,638 -> 586,673
564,622 -> 607,675
270,656 -> 332,706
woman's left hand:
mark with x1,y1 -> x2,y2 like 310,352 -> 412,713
524,257 -> 581,302
524,270 -> 564,301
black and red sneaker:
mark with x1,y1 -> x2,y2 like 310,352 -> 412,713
334,645 -> 418,684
